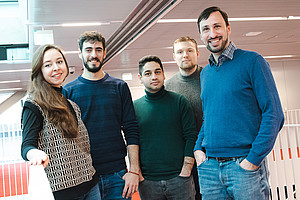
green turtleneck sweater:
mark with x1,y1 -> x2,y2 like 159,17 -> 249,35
133,87 -> 197,181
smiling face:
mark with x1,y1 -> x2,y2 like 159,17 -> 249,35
41,48 -> 68,87
80,41 -> 106,73
199,11 -> 231,56
138,61 -> 165,93
173,41 -> 199,72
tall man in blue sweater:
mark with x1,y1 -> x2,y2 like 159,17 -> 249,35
63,31 -> 140,200
194,7 -> 284,200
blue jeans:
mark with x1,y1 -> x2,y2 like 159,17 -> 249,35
139,175 -> 195,200
98,169 -> 131,200
197,157 -> 270,200
74,184 -> 101,200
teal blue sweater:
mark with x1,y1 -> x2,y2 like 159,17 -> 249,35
194,49 -> 284,166
134,87 -> 197,181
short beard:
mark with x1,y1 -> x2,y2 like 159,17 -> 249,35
207,36 -> 229,54
83,59 -> 103,73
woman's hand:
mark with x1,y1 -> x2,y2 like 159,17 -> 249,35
27,149 -> 49,168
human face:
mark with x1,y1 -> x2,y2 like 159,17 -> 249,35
199,11 -> 231,56
80,41 -> 106,73
173,41 -> 199,71
138,61 -> 165,93
41,48 -> 68,87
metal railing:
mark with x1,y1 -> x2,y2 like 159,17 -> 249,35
267,110 -> 300,200
0,123 -> 29,199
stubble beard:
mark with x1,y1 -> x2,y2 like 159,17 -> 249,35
180,62 -> 197,73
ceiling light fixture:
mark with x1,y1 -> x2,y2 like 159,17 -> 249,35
245,32 -> 263,37
229,17 -> 287,21
264,55 -> 295,59
27,22 -> 111,28
157,16 -> 300,23
162,61 -> 176,64
0,80 -> 21,84
63,51 -> 79,54
0,60 -> 31,64
197,45 -> 206,48
157,19 -> 196,23
288,16 -> 300,20
0,88 -> 23,92
61,22 -> 110,27
0,69 -> 31,73
165,44 -> 205,49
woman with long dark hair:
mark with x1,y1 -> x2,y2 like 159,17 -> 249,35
21,44 -> 100,200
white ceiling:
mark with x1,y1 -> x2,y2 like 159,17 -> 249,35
1,0 -> 300,95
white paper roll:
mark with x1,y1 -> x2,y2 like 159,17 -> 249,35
28,165 -> 55,200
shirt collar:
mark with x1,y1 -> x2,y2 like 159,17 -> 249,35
208,42 -> 236,66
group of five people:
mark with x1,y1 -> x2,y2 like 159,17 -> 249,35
21,6 -> 284,200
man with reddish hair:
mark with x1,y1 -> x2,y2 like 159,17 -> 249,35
165,36 -> 203,200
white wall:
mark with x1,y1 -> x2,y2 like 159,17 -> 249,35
270,59 -> 300,111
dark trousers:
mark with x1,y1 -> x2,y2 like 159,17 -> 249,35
192,163 -> 202,200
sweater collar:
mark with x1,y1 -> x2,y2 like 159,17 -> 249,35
79,73 -> 109,83
145,86 -> 167,100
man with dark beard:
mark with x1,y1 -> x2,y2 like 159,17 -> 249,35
63,31 -> 140,200
194,7 -> 284,200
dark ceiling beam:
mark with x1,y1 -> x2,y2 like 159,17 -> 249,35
105,0 -> 181,63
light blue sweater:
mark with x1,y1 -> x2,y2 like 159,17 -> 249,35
194,48 -> 284,166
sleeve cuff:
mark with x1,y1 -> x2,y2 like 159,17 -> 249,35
246,151 -> 263,166
184,141 -> 196,158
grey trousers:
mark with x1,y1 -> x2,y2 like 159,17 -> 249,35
139,175 -> 195,200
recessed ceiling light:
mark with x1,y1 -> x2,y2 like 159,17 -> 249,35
165,45 -> 205,49
157,16 -> 300,23
229,17 -> 287,21
264,55 -> 295,59
197,45 -> 206,48
0,88 -> 23,92
61,22 -> 110,27
288,16 -> 300,20
162,61 -> 176,64
0,80 -> 21,84
245,32 -> 263,37
63,51 -> 79,54
0,69 -> 31,73
157,19 -> 196,23
0,60 -> 31,64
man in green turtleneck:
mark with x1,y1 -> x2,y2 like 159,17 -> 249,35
133,55 -> 198,200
